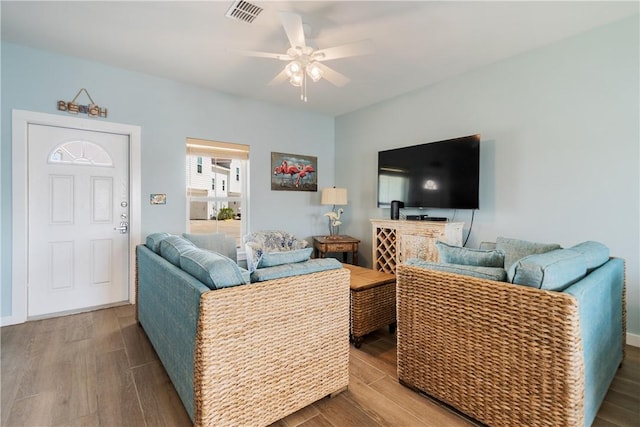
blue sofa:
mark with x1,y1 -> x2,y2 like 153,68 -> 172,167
397,237 -> 625,427
136,233 -> 350,426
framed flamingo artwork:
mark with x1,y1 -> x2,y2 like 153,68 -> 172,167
271,152 -> 317,192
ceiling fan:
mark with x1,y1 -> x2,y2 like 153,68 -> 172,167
235,11 -> 374,102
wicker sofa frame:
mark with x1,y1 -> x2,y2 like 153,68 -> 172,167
136,244 -> 350,427
396,260 -> 625,427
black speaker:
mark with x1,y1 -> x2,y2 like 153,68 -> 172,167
390,200 -> 404,220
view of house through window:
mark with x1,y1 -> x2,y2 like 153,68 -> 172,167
186,138 -> 249,248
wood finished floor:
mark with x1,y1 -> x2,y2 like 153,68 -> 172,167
1,305 -> 639,427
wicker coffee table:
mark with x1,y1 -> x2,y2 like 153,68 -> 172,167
342,264 -> 396,348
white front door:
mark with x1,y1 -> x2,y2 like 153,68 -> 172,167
27,124 -> 130,317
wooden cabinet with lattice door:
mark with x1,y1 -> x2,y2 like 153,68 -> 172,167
371,219 -> 464,274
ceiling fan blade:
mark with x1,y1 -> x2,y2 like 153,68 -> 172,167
314,40 -> 374,61
316,63 -> 350,87
228,49 -> 291,61
279,11 -> 306,49
268,68 -> 289,86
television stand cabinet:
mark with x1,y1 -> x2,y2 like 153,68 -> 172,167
371,219 -> 464,274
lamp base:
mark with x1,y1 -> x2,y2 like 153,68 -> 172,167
325,234 -> 343,240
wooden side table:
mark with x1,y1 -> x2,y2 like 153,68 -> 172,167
342,264 -> 396,348
313,235 -> 360,265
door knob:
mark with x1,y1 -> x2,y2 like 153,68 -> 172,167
114,221 -> 129,234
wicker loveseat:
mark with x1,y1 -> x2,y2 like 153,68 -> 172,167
136,233 -> 350,426
396,238 -> 625,427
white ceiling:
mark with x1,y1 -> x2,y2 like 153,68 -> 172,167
2,1 -> 638,116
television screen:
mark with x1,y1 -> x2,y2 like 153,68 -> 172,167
377,134 -> 480,209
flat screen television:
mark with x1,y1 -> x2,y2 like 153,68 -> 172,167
377,134 -> 480,209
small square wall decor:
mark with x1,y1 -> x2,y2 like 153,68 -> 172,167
150,193 -> 166,205
271,152 -> 317,192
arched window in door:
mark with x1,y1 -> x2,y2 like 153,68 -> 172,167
48,140 -> 113,167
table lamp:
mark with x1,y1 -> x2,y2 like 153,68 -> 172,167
321,186 -> 348,238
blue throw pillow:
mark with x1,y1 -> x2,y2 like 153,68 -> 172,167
257,247 -> 313,268
436,241 -> 505,268
159,236 -> 196,267
250,258 -> 342,282
570,241 -> 609,272
146,232 -> 171,254
508,248 -> 587,291
183,232 -> 237,262
179,247 -> 249,290
496,236 -> 561,270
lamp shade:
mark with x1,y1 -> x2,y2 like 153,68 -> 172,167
321,187 -> 348,205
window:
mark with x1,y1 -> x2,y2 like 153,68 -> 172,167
48,140 -> 113,167
186,138 -> 249,251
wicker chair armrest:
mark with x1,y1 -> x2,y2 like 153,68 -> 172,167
396,263 -> 584,427
193,268 -> 350,427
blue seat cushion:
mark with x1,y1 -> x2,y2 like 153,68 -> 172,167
496,236 -> 561,270
436,241 -> 505,267
179,247 -> 249,289
405,258 -> 508,282
159,235 -> 197,267
508,248 -> 587,291
250,258 -> 342,282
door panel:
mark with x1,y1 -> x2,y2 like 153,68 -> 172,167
28,124 -> 130,317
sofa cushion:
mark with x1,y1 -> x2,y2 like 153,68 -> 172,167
182,232 -> 237,262
244,242 -> 263,273
436,241 -> 505,268
508,248 -> 587,291
497,236 -> 561,270
257,247 -> 313,269
160,236 -> 197,267
243,230 -> 309,273
479,241 -> 497,251
250,258 -> 342,282
405,258 -> 508,282
570,241 -> 609,272
179,247 -> 249,290
146,232 -> 171,254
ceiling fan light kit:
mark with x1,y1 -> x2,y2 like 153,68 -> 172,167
234,11 -> 373,103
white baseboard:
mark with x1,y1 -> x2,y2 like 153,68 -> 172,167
1,314 -> 23,327
627,332 -> 640,348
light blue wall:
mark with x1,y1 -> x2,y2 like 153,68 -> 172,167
1,42 -> 335,317
336,15 -> 640,336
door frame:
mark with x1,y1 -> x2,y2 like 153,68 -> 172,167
8,109 -> 141,326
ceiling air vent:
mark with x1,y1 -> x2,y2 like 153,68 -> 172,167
225,0 -> 263,24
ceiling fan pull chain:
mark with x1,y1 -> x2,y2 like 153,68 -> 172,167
302,72 -> 307,102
